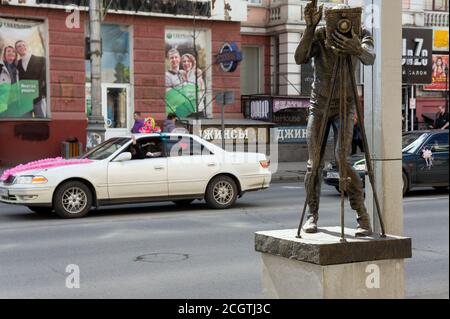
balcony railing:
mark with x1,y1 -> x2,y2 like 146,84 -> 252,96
267,2 -> 449,28
269,6 -> 280,22
424,11 -> 449,27
268,0 -> 341,26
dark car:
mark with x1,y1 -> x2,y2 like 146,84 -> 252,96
323,130 -> 449,195
322,154 -> 366,192
401,130 -> 449,195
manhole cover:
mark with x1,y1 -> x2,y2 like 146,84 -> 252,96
134,253 -> 189,263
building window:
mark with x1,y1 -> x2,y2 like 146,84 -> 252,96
433,0 -> 448,11
241,46 -> 263,95
85,24 -> 131,84
101,24 -> 131,83
85,24 -> 132,135
247,0 -> 262,4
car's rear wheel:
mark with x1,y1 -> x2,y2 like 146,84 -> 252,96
27,206 -> 53,214
53,181 -> 92,218
205,175 -> 238,209
402,171 -> 409,196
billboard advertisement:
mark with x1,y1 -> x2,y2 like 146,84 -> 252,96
433,29 -> 449,51
0,17 -> 48,119
402,28 -> 433,85
165,28 -> 211,118
423,55 -> 449,91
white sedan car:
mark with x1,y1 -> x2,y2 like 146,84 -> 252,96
0,133 -> 271,218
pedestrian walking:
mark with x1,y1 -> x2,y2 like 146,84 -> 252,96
163,113 -> 177,133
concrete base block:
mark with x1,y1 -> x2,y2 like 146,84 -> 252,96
261,253 -> 404,299
256,227 -> 412,299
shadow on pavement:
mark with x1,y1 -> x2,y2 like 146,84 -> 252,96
0,200 -> 267,221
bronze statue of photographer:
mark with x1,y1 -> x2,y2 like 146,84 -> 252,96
295,0 -> 376,237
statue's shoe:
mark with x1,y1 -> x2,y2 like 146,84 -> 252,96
355,226 -> 373,237
302,216 -> 318,233
355,213 -> 373,237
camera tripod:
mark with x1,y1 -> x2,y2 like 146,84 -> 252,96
296,54 -> 387,242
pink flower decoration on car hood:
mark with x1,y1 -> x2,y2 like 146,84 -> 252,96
0,157 -> 94,181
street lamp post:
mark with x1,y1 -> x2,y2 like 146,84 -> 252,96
86,0 -> 106,150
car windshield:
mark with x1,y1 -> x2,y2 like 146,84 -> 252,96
82,137 -> 130,160
402,132 -> 428,154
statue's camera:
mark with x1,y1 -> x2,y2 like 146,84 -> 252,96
324,7 -> 362,48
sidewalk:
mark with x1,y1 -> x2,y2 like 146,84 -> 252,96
271,161 -> 307,183
1,163 -> 307,183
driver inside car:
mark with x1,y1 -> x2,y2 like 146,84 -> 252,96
142,141 -> 162,158
130,135 -> 163,159
130,136 -> 146,160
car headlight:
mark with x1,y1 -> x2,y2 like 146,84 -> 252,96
15,175 -> 48,184
353,164 -> 367,171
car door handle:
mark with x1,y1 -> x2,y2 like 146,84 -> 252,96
154,166 -> 165,170
208,163 -> 217,167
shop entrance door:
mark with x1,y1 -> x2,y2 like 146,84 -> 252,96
102,83 -> 132,140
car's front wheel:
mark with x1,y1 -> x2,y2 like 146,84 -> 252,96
53,181 -> 92,218
402,171 -> 409,196
205,175 -> 238,209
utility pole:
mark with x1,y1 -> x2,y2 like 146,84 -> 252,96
445,65 -> 449,114
192,0 -> 200,119
86,0 -> 105,150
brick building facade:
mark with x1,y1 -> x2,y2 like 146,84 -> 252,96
0,1 -> 250,166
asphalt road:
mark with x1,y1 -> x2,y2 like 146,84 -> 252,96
0,184 -> 448,299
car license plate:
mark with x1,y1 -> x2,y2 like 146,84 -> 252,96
327,172 -> 340,179
0,188 -> 8,198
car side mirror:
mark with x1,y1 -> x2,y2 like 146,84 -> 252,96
114,152 -> 132,162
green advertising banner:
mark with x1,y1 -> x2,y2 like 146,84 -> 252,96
0,80 -> 38,117
165,28 -> 210,118
0,17 -> 47,119
166,83 -> 199,118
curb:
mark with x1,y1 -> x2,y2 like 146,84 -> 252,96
271,173 -> 306,183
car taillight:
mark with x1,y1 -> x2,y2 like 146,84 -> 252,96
260,160 -> 269,168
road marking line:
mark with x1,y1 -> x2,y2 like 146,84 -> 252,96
404,196 -> 449,202
281,186 -> 304,189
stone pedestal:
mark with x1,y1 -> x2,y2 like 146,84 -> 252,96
255,227 -> 412,299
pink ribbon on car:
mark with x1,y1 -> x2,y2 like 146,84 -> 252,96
0,157 -> 94,181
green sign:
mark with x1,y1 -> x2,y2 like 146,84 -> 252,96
166,83 -> 199,118
0,80 -> 38,117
